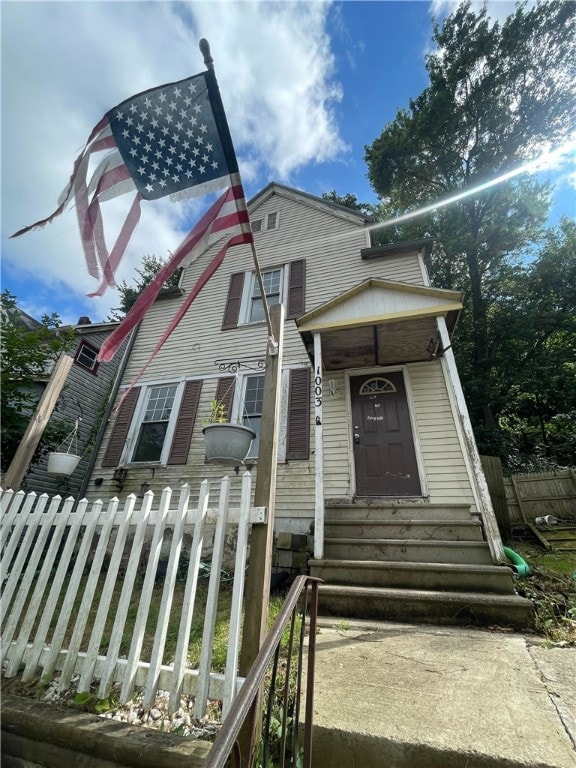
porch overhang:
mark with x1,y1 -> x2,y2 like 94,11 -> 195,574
296,278 -> 462,370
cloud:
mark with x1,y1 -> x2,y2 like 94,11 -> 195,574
1,1 -> 345,317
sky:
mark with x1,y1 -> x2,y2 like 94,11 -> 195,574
2,0 -> 575,325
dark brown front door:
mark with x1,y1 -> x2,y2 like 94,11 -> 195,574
351,372 -> 421,496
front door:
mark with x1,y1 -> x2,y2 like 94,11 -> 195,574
351,372 -> 422,496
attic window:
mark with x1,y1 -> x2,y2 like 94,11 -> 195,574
251,212 -> 279,233
74,340 -> 99,374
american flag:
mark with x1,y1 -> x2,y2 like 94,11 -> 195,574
11,71 -> 243,296
97,183 -> 252,372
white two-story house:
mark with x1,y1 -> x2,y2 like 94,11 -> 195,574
86,183 -> 532,627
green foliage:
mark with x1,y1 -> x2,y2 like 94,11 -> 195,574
0,290 -> 74,473
364,2 -> 576,469
72,690 -> 119,713
107,254 -> 181,320
321,190 -> 376,217
207,399 -> 228,424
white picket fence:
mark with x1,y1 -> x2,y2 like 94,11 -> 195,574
0,474 -> 265,718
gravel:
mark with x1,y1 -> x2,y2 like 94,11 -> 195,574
40,674 -> 222,741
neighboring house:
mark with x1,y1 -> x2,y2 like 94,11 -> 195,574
22,318 -> 129,498
85,182 -> 532,626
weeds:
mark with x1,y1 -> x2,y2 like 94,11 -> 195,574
511,541 -> 576,645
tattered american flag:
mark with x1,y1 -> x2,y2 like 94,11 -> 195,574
97,183 -> 252,370
11,71 -> 242,297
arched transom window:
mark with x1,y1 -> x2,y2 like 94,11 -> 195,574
359,377 -> 397,395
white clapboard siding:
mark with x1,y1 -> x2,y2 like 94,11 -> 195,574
408,362 -> 476,507
86,187 -> 438,521
0,477 -> 261,715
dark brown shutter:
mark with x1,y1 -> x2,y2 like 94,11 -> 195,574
286,259 -> 306,319
286,367 -> 310,460
222,272 -> 245,330
101,388 -> 140,467
167,380 -> 202,465
215,377 -> 236,421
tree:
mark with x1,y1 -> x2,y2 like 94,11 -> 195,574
107,254 -> 181,321
365,1 -> 576,455
491,219 -> 576,468
321,190 -> 376,217
1,291 -> 74,473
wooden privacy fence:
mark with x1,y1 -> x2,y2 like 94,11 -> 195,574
504,469 -> 576,525
0,474 -> 265,718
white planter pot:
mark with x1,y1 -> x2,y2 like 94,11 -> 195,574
47,452 -> 81,475
202,423 -> 256,466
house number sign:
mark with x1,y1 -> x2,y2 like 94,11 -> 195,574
315,366 -> 322,407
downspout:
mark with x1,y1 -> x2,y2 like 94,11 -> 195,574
437,316 -> 505,563
77,325 -> 140,501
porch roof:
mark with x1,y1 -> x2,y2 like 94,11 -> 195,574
296,278 -> 463,370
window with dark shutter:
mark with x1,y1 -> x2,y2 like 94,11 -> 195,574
101,388 -> 140,467
286,367 -> 310,460
222,272 -> 245,330
287,259 -> 306,319
167,380 -> 202,465
215,377 -> 236,421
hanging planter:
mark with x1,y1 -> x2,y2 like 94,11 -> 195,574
47,451 -> 81,475
47,417 -> 82,476
202,423 -> 256,466
202,398 -> 255,465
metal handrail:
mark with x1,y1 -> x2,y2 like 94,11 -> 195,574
205,575 -> 321,768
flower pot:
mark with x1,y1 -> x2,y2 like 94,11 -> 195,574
202,423 -> 256,466
47,452 -> 81,475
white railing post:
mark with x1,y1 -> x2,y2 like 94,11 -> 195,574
120,486 -> 173,702
6,496 -> 74,677
223,471 -> 253,715
194,475 -> 231,718
98,490 -> 155,698
144,483 -> 192,708
169,480 -> 210,712
22,498 -> 89,682
58,497 -> 119,689
1,494 -> 58,668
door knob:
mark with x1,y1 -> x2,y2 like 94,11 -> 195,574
354,429 -> 360,444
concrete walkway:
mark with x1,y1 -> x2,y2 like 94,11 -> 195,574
310,619 -> 576,768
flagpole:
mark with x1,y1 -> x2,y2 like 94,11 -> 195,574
199,39 -> 276,349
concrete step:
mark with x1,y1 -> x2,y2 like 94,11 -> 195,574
317,584 -> 534,629
323,538 -> 494,565
325,502 -> 475,523
324,519 -> 484,541
310,559 -> 516,594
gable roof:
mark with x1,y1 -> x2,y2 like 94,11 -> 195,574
248,182 -> 372,227
296,278 -> 462,333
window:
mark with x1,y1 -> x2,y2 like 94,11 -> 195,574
241,374 -> 265,457
251,212 -> 279,233
132,385 -> 178,462
222,260 -> 306,330
74,340 -> 99,373
359,378 -> 396,395
248,268 -> 283,323
101,380 -> 202,468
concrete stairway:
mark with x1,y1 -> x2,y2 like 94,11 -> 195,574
309,502 -> 533,628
